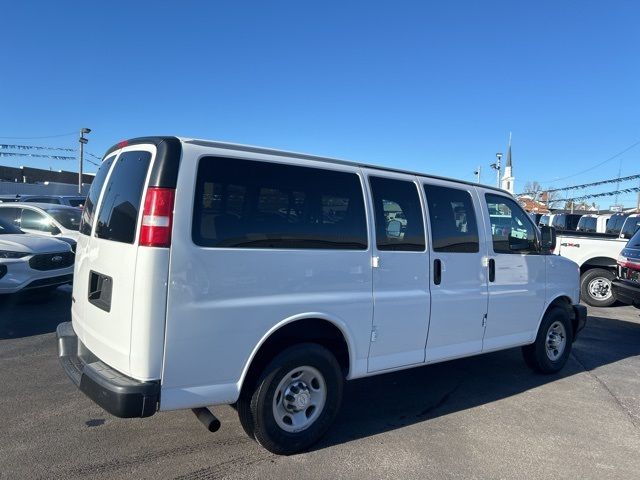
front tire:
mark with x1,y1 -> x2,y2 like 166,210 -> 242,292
522,306 -> 573,374
238,343 -> 343,455
580,268 -> 615,307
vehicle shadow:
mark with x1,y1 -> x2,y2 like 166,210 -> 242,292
312,312 -> 640,452
0,286 -> 72,340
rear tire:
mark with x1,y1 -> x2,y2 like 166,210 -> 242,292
238,343 -> 343,455
580,268 -> 615,307
522,306 -> 573,374
236,395 -> 256,439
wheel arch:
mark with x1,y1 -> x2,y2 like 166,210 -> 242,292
238,314 -> 354,397
537,295 -> 579,338
580,256 -> 617,274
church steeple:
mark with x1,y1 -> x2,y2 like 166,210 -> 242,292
501,132 -> 515,193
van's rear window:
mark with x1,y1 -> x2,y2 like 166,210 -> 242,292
192,157 -> 368,249
80,155 -> 115,235
95,151 -> 151,243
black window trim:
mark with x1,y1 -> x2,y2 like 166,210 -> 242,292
484,192 -> 541,255
190,154 -> 371,251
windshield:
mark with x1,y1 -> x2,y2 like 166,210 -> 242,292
46,208 -> 81,230
0,218 -> 23,234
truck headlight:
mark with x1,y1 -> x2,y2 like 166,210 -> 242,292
0,250 -> 29,259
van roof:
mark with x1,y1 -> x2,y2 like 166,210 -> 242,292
105,136 -> 510,195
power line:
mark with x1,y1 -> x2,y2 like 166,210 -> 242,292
539,138 -> 640,184
85,158 -> 101,167
0,144 -> 105,160
554,186 -> 640,203
0,152 -> 76,160
519,173 -> 640,195
0,143 -> 75,152
0,131 -> 77,139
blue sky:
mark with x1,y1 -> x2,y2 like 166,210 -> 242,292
1,1 -> 639,207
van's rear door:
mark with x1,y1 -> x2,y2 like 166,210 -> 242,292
71,138 -> 181,380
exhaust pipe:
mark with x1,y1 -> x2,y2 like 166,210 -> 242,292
192,407 -> 221,432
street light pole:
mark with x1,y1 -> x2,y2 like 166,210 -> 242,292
474,166 -> 481,183
490,153 -> 502,189
79,128 -> 91,194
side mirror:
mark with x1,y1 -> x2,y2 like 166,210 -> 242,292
540,225 -> 557,251
386,219 -> 402,238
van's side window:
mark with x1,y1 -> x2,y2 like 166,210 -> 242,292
423,184 -> 479,253
95,151 -> 152,244
193,157 -> 368,249
485,194 -> 537,254
369,177 -> 425,251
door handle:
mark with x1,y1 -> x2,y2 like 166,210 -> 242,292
488,258 -> 495,282
434,259 -> 442,285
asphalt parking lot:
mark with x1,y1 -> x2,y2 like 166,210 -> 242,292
1,288 -> 639,480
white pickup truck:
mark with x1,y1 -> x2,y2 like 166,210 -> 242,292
554,231 -> 627,306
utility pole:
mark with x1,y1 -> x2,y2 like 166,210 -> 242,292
490,153 -> 502,188
614,159 -> 622,207
637,179 -> 640,213
79,128 -> 91,194
474,166 -> 481,183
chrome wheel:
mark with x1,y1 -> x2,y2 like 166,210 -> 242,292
272,366 -> 326,433
588,277 -> 612,301
546,321 -> 567,361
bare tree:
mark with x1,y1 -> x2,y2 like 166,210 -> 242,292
522,180 -> 560,208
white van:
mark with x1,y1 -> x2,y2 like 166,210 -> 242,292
57,137 -> 586,455
576,214 -> 612,234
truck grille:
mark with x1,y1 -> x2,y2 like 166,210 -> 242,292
29,252 -> 75,271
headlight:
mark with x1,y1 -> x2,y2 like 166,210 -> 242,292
0,250 -> 29,259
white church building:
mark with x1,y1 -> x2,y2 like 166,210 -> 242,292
501,133 -> 515,194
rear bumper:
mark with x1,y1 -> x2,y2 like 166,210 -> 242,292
573,304 -> 587,339
612,279 -> 640,308
56,322 -> 159,418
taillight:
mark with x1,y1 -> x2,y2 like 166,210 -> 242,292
139,187 -> 175,248
618,254 -> 640,272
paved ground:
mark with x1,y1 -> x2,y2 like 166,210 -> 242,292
1,287 -> 639,479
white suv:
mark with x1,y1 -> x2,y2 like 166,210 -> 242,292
0,219 -> 74,294
20,195 -> 86,208
0,203 -> 81,246
57,137 -> 586,454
